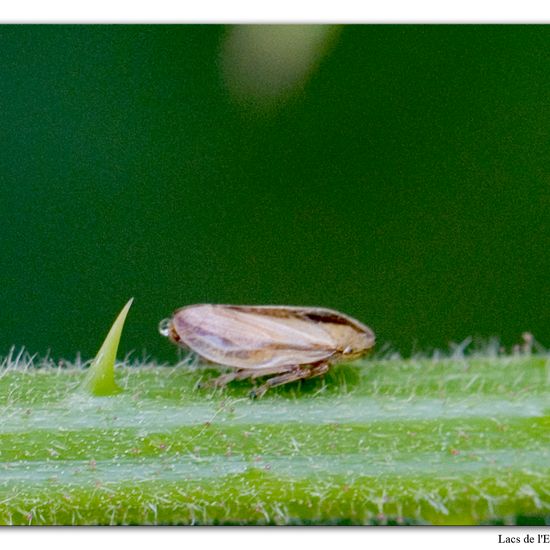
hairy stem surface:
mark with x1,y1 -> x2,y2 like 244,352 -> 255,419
0,350 -> 549,525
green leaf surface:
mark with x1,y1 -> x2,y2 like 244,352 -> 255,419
0,350 -> 549,525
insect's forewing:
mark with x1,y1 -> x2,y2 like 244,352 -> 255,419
171,305 -> 338,369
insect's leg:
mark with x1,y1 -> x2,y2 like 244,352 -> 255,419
201,368 -> 265,388
199,370 -> 238,388
308,362 -> 330,378
249,365 -> 294,379
250,363 -> 330,398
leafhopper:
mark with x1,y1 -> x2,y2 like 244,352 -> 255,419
160,304 -> 375,397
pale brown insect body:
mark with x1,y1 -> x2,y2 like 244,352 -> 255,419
160,304 -> 375,397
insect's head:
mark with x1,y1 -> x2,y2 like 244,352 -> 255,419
341,343 -> 373,361
326,321 -> 375,359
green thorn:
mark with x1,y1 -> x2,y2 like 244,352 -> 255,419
81,298 -> 133,396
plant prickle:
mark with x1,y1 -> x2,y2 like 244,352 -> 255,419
81,298 -> 133,396
159,304 -> 375,397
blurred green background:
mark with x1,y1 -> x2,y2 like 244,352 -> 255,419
0,25 -> 548,361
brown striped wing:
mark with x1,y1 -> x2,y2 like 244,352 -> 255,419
171,304 -> 338,369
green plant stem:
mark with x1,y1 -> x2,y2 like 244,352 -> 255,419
0,351 -> 549,525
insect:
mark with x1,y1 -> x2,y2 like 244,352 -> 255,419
159,304 -> 375,398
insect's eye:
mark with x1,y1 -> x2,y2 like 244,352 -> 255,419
158,318 -> 172,337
